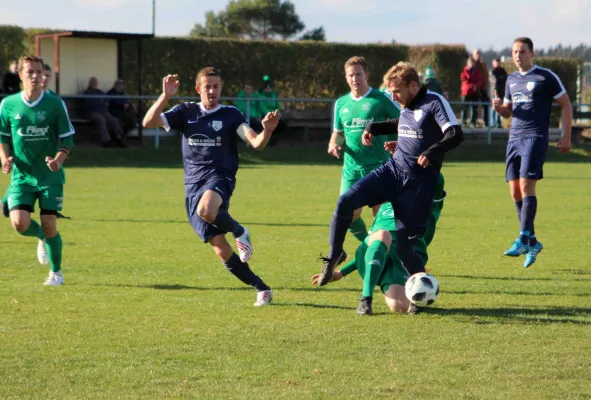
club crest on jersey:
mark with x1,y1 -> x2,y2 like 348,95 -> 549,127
414,110 -> 423,122
211,120 -> 223,131
526,82 -> 536,91
362,103 -> 371,112
36,111 -> 46,122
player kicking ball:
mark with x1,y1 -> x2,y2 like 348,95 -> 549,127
143,67 -> 280,306
0,56 -> 75,285
312,174 -> 445,315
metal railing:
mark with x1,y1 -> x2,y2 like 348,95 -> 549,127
3,93 -> 589,148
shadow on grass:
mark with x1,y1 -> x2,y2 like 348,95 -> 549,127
445,289 -> 590,296
64,139 -> 591,169
271,302 -> 355,310
440,274 -> 591,282
87,219 -> 327,228
97,283 -> 359,293
427,306 -> 591,325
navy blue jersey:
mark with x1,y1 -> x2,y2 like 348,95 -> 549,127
161,102 -> 247,192
394,89 -> 458,172
504,65 -> 566,139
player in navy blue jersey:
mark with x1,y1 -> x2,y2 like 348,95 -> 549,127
316,62 -> 463,313
142,67 -> 281,306
493,37 -> 572,268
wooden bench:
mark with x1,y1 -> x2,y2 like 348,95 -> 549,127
282,109 -> 332,141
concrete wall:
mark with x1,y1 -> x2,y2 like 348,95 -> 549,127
39,37 -> 118,95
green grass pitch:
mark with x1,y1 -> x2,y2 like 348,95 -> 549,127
1,141 -> 590,399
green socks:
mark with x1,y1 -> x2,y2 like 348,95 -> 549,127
20,219 -> 45,240
45,233 -> 62,273
349,217 -> 368,242
362,240 -> 388,298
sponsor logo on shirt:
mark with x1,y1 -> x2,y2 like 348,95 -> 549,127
511,92 -> 533,104
15,114 -> 21,120
17,125 -> 50,140
344,117 -> 374,129
188,134 -> 217,147
510,83 -> 518,88
398,124 -> 424,139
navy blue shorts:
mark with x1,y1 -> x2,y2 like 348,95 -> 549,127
348,162 -> 438,237
506,137 -> 548,181
185,179 -> 235,243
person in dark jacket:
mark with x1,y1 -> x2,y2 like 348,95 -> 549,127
83,77 -> 125,147
490,58 -> 508,128
107,79 -> 136,136
2,60 -> 20,94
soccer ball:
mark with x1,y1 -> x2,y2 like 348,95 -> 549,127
405,273 -> 439,307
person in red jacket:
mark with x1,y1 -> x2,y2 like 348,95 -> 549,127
460,57 -> 482,127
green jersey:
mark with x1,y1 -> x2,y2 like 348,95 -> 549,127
0,91 -> 75,187
333,88 -> 400,170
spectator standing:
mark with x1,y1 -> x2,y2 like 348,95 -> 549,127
460,57 -> 482,127
83,77 -> 125,148
424,66 -> 443,95
490,58 -> 508,128
256,76 -> 287,146
473,48 -> 490,127
2,60 -> 21,94
235,84 -> 263,132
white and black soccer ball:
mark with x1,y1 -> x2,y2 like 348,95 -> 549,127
405,273 -> 439,307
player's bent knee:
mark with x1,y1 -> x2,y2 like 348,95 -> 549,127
336,192 -> 357,215
369,230 -> 392,247
10,213 -> 31,234
196,204 -> 218,223
352,208 -> 363,220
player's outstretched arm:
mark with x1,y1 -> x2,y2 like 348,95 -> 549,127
143,75 -> 180,128
241,110 -> 281,150
556,94 -> 572,153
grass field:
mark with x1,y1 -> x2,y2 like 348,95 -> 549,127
1,141 -> 590,399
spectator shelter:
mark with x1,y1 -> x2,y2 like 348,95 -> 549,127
34,30 -> 153,139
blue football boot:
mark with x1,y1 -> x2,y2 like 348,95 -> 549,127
524,241 -> 543,268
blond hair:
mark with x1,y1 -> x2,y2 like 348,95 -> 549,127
382,61 -> 420,88
196,67 -> 221,85
344,56 -> 368,74
18,55 -> 44,73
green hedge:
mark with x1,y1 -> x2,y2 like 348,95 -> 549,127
408,44 -> 468,101
121,38 -> 409,103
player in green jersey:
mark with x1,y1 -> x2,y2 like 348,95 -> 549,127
313,174 -> 445,315
328,56 -> 400,244
1,62 -> 65,219
0,56 -> 75,286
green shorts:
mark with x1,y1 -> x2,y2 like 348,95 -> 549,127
340,165 -> 381,195
354,240 -> 428,293
6,184 -> 64,212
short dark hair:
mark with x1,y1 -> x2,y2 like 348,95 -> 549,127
44,64 -> 52,72
196,67 -> 221,85
494,57 -> 501,63
18,56 -> 44,73
513,37 -> 534,52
